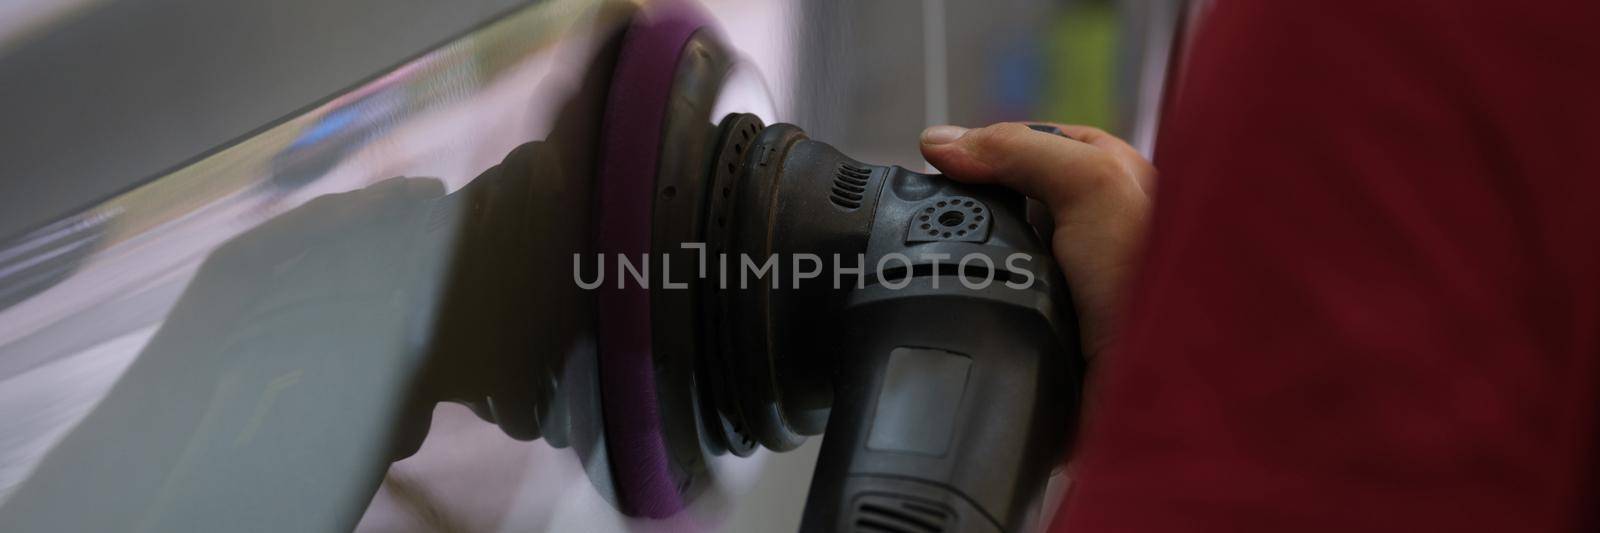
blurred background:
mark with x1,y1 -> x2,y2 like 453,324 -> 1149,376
0,0 -> 1184,531
0,0 -> 1178,240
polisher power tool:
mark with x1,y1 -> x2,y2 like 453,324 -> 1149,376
0,3 -> 1078,532
586,4 -> 1084,531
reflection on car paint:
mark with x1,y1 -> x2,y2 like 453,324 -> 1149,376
0,0 -> 824,530
0,0 -> 616,509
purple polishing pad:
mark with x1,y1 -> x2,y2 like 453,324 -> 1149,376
593,0 -> 712,519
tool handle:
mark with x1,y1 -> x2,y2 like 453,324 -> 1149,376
800,291 -> 1073,533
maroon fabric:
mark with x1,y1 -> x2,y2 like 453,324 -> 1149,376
1057,1 -> 1600,532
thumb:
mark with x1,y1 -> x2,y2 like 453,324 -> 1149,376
919,122 -> 1137,214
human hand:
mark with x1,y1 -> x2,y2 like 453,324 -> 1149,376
921,122 -> 1153,361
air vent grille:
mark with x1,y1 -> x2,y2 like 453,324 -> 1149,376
830,163 -> 872,209
852,494 -> 952,533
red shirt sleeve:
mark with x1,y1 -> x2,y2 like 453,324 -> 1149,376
1056,1 -> 1600,531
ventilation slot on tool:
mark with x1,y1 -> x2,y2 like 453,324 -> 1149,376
851,494 -> 953,533
830,164 -> 872,210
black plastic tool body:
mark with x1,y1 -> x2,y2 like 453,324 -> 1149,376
699,116 -> 1081,532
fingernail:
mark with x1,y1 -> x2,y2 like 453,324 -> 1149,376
921,125 -> 968,145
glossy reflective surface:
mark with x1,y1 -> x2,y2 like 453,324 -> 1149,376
0,0 -> 602,525
0,0 -> 837,527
